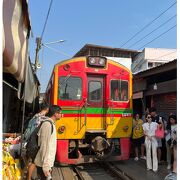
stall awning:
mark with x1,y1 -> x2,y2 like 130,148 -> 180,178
3,0 -> 31,82
17,58 -> 40,104
24,59 -> 39,104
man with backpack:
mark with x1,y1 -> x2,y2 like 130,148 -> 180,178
24,103 -> 49,142
33,105 -> 62,180
25,103 -> 49,180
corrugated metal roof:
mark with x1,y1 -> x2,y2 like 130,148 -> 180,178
133,59 -> 177,78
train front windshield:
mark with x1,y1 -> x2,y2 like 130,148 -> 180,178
58,76 -> 82,100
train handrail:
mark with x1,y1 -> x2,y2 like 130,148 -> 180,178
83,98 -> 90,126
107,100 -> 115,126
74,99 -> 88,134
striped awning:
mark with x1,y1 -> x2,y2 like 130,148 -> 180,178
3,0 -> 31,82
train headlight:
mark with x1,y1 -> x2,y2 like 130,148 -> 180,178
99,58 -> 105,66
63,64 -> 70,71
89,57 -> 96,64
87,56 -> 107,67
58,126 -> 66,134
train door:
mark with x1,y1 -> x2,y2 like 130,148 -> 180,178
87,75 -> 105,131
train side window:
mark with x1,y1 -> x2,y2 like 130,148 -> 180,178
110,80 -> 128,101
58,77 -> 82,100
88,81 -> 102,101
121,81 -> 128,101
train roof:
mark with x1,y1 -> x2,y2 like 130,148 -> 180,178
73,44 -> 140,58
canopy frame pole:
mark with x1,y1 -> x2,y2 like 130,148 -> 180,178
20,58 -> 29,156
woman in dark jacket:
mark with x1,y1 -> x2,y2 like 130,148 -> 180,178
165,114 -> 177,170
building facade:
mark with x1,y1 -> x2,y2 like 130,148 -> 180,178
73,44 -> 139,70
132,48 -> 177,74
133,60 -> 177,120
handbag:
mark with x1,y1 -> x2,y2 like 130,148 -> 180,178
155,125 -> 164,138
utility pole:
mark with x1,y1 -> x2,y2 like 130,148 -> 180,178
34,38 -> 66,73
34,37 -> 42,73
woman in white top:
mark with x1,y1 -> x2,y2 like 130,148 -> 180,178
142,114 -> 158,172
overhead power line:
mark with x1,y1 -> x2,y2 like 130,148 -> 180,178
138,24 -> 176,50
41,0 -> 53,40
42,44 -> 71,57
127,14 -> 176,49
120,1 -> 176,48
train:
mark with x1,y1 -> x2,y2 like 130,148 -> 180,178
45,56 -> 133,164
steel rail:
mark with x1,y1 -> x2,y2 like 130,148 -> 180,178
72,166 -> 85,180
101,162 -> 134,180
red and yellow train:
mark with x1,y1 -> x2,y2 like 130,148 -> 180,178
45,56 -> 133,164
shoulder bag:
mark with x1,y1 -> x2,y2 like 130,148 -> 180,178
155,125 -> 164,138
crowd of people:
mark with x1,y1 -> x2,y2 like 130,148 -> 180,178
8,104 -> 176,179
132,107 -> 177,178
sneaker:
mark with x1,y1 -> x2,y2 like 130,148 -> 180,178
167,164 -> 171,170
134,157 -> 139,161
153,170 -> 158,173
140,156 -> 146,160
164,172 -> 177,180
147,168 -> 152,171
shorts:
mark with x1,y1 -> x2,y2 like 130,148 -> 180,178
36,166 -> 52,180
36,166 -> 47,180
132,136 -> 145,147
28,156 -> 36,164
156,138 -> 162,147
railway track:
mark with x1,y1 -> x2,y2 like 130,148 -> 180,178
55,166 -> 74,180
72,166 -> 86,180
35,159 -> 168,180
100,162 -> 134,180
71,162 -> 134,180
72,163 -> 114,180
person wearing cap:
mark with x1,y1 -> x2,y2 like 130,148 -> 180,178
149,107 -> 164,164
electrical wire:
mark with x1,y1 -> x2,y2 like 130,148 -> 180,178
120,1 -> 176,48
127,15 -> 176,49
42,44 -> 71,57
41,0 -> 53,40
138,24 -> 176,50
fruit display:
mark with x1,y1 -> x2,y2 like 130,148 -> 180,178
2,136 -> 22,179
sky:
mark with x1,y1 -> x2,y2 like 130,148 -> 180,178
28,0 -> 177,93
